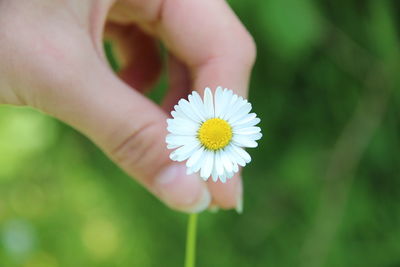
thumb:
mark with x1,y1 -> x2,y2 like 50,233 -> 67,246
36,52 -> 211,213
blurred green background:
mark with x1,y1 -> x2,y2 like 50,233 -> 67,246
1,0 -> 400,266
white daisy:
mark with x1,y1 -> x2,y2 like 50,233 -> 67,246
166,87 -> 262,183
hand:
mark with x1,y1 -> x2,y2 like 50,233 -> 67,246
0,0 -> 256,213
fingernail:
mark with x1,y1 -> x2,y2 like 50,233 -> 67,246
235,178 -> 243,214
155,164 -> 211,213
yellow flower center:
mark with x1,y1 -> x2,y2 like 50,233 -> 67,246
198,118 -> 232,150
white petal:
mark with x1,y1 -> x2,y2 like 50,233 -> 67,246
228,102 -> 252,124
171,110 -> 184,119
211,163 -> 218,182
241,132 -> 263,141
186,146 -> 205,168
219,174 -> 227,183
167,117 -> 198,130
220,150 -> 233,173
231,113 -> 259,128
203,87 -> 214,119
169,142 -> 200,162
232,135 -> 258,148
227,94 -> 239,109
191,149 -> 207,173
188,93 -> 206,122
191,91 -> 207,119
215,151 -> 224,177
200,151 -> 214,180
222,95 -> 244,120
167,143 -> 181,149
214,87 -> 224,117
225,145 -> 246,167
224,97 -> 247,120
231,145 -> 251,163
233,163 -> 239,173
234,127 -> 261,135
174,104 -> 201,123
173,105 -> 187,119
178,99 -> 202,123
226,171 -> 235,179
166,134 -> 197,147
234,118 -> 261,129
167,124 -> 198,136
218,89 -> 234,118
215,89 -> 231,118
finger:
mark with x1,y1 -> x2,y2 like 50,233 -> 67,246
35,44 -> 210,213
104,23 -> 162,93
161,53 -> 191,113
158,0 -> 256,210
208,175 -> 243,212
161,55 -> 244,211
158,0 -> 256,94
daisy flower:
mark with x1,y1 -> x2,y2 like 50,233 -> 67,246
166,87 -> 262,183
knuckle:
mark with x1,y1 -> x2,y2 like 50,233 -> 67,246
235,31 -> 257,68
216,27 -> 256,70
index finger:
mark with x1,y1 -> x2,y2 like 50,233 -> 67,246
157,0 -> 256,210
158,0 -> 256,96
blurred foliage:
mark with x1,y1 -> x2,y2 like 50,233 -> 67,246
1,0 -> 400,266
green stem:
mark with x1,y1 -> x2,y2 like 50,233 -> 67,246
184,213 -> 198,267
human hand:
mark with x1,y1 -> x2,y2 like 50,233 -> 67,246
0,0 -> 256,213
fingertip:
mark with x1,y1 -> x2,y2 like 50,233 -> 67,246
207,174 -> 243,210
154,164 -> 211,213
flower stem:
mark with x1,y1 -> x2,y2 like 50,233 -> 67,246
184,213 -> 198,267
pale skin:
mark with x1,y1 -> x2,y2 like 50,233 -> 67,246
0,0 -> 256,213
